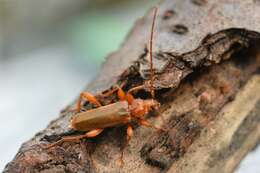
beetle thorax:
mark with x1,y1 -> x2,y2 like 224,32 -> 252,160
129,99 -> 159,118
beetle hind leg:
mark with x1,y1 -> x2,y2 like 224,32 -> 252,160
44,129 -> 103,149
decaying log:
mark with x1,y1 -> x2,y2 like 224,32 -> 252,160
4,0 -> 260,173
166,75 -> 260,173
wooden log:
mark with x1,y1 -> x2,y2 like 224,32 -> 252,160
166,75 -> 260,173
3,0 -> 260,172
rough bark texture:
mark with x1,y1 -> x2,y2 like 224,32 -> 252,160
4,0 -> 260,173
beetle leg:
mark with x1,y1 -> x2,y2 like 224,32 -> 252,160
137,119 -> 165,132
117,86 -> 134,104
101,81 -> 126,97
45,129 -> 103,149
117,86 -> 126,101
127,85 -> 145,93
117,85 -> 135,104
128,84 -> 155,98
126,93 -> 134,104
77,92 -> 102,112
119,125 -> 133,166
100,87 -> 118,97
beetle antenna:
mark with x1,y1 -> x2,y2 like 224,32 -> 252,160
149,6 -> 158,98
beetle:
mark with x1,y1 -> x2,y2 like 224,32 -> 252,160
45,7 -> 162,162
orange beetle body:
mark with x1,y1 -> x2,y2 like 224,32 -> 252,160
45,7 -> 161,165
71,99 -> 159,131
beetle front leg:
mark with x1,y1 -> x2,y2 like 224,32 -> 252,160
117,86 -> 135,104
45,129 -> 103,149
77,92 -> 102,112
127,85 -> 145,93
100,81 -> 126,97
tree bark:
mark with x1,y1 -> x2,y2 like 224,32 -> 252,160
4,0 -> 260,173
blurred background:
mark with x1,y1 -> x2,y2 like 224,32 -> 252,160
0,0 -> 259,172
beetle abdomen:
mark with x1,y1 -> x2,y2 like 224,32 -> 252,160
71,101 -> 131,131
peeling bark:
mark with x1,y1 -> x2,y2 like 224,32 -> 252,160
4,0 -> 260,173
